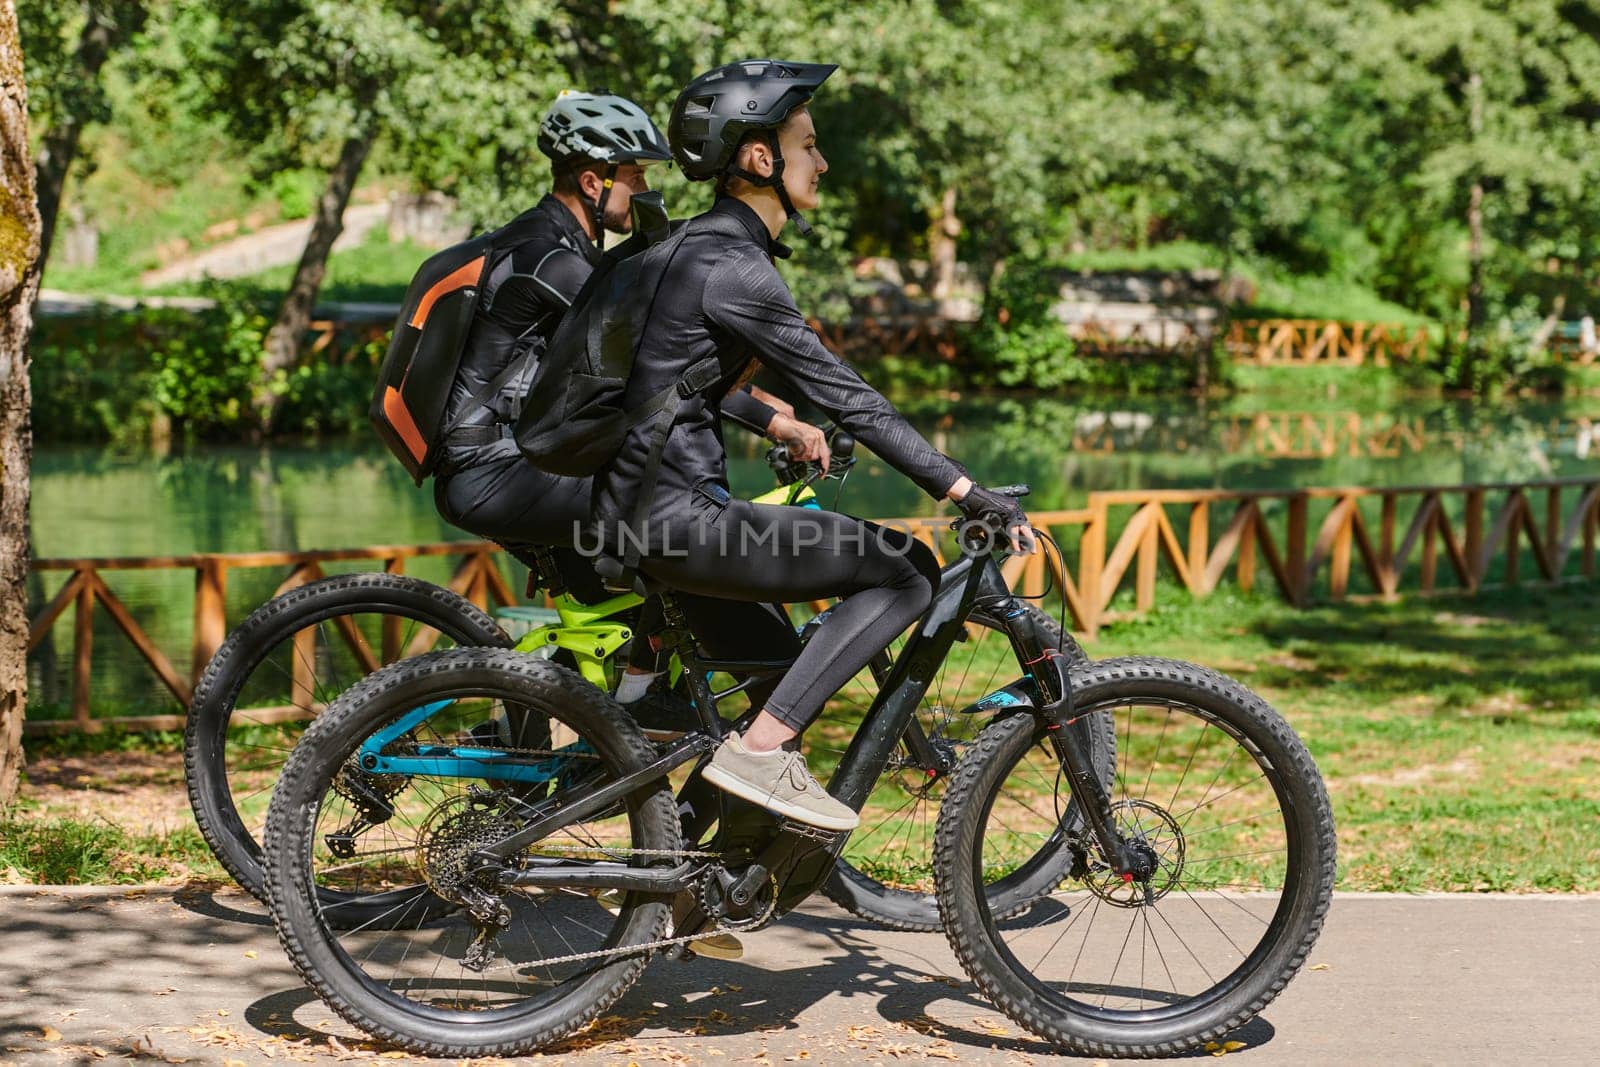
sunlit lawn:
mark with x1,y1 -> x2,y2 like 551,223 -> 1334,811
7,582 -> 1599,892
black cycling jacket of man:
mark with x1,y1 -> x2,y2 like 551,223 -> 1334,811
591,196 -> 966,542
441,194 -> 779,474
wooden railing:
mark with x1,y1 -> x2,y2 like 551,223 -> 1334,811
1225,319 -> 1429,365
26,477 -> 1600,732
26,542 -> 509,735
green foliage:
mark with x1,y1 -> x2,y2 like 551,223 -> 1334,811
19,0 -> 1600,404
267,168 -> 320,220
29,289 -> 375,442
150,294 -> 267,434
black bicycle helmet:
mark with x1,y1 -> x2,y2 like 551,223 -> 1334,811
669,59 -> 837,236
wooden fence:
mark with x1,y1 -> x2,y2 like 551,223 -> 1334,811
1225,319 -> 1429,365
26,542 -> 509,735
26,476 -> 1600,733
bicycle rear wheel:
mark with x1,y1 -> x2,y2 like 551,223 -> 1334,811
184,573 -> 509,904
264,649 -> 680,1058
934,657 -> 1336,1056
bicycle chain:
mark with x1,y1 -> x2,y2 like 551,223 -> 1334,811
474,842 -> 733,973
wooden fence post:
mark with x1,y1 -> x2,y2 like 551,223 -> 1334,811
1187,502 -> 1209,594
1079,496 -> 1106,637
71,572 -> 95,730
192,558 -> 227,684
1465,489 -> 1485,590
1286,494 -> 1308,606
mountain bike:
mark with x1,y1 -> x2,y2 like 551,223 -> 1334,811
184,433 -> 1093,931
260,494 -> 1335,1058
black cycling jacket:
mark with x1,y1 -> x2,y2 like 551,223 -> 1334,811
442,194 -> 777,471
592,196 -> 965,532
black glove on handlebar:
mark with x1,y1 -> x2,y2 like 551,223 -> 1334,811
956,483 -> 1026,525
955,484 -> 1030,550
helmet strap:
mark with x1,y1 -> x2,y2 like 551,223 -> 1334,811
727,135 -> 814,239
586,162 -> 619,249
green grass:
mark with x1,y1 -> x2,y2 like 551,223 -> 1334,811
1082,583 -> 1600,892
9,584 -> 1598,892
0,814 -> 224,885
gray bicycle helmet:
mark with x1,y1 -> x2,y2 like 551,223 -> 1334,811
668,59 -> 837,237
538,90 -> 672,167
538,90 -> 671,246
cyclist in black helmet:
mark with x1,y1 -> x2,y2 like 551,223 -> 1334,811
588,59 -> 1036,831
434,89 -> 821,736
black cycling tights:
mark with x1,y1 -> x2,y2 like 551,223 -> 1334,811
634,495 -> 941,733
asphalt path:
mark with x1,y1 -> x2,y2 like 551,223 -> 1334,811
1,888 -> 1595,1065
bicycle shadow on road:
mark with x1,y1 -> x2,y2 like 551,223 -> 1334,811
241,906 -> 1277,1059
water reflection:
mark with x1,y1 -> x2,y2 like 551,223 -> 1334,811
26,391 -> 1600,719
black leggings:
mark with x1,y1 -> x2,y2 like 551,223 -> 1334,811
634,495 -> 941,732
436,452 -> 795,693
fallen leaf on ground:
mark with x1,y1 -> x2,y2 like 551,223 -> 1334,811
1309,962 -> 1331,971
39,1026 -> 62,1042
244,951 -> 259,959
1204,1040 -> 1248,1056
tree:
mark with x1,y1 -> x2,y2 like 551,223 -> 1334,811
16,1 -> 148,291
180,0 -> 576,428
0,0 -> 42,805
1362,1 -> 1598,336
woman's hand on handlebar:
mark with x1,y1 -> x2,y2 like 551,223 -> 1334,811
767,412 -> 830,473
949,478 -> 1038,555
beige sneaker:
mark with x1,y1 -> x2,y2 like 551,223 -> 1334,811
701,734 -> 859,832
592,889 -> 744,960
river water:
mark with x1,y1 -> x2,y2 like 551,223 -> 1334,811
27,391 -> 1600,719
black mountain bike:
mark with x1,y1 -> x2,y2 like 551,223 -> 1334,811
261,492 -> 1335,1058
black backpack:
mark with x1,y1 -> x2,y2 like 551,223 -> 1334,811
514,196 -> 725,587
371,209 -> 550,484
513,200 -> 724,477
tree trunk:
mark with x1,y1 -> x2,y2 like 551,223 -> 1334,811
1466,70 -> 1485,336
257,125 -> 376,429
0,0 -> 43,806
31,4 -> 140,287
928,185 -> 961,304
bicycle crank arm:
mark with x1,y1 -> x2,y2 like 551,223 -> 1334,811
498,859 -> 703,894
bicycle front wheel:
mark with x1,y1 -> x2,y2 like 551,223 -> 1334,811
934,657 -> 1336,1056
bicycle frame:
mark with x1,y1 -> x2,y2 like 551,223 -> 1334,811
473,544 -> 1130,923
503,479 -> 821,689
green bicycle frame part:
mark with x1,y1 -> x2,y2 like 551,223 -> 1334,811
499,480 -> 817,689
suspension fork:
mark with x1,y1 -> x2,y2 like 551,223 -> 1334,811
974,556 -> 1151,883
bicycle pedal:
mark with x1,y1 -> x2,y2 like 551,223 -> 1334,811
778,819 -> 846,843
